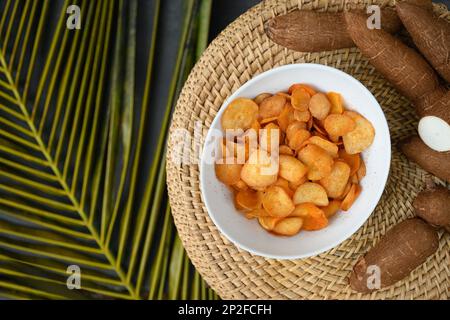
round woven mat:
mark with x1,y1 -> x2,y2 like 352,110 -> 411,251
166,0 -> 450,299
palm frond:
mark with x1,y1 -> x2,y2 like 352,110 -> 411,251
0,0 -> 216,299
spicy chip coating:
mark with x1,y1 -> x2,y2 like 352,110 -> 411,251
241,149 -> 278,188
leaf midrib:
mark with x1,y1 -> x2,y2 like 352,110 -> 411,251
0,50 -> 138,299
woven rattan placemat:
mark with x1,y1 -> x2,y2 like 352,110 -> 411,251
166,0 -> 450,299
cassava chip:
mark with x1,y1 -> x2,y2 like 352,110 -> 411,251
262,186 -> 295,217
277,103 -> 295,132
289,83 -> 316,96
343,111 -> 375,154
273,177 -> 294,197
294,110 -> 311,122
338,149 -> 361,176
297,144 -> 333,180
340,184 -> 361,211
357,157 -> 366,180
307,136 -> 338,158
292,203 -> 328,230
235,189 -> 262,211
241,149 -> 278,188
259,94 -> 286,119
293,182 -> 329,206
272,217 -> 303,236
233,180 -> 248,191
278,155 -> 308,184
324,114 -> 356,137
279,145 -> 294,156
286,121 -> 307,140
260,123 -> 281,152
309,93 -> 331,120
327,92 -> 344,114
320,199 -> 342,218
288,129 -> 311,151
319,161 -> 351,198
221,98 -> 259,130
215,159 -> 242,185
291,88 -> 310,111
258,216 -> 281,231
254,93 -> 272,105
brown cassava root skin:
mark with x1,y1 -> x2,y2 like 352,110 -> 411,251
344,11 -> 440,102
399,135 -> 450,183
397,2 -> 450,83
415,89 -> 450,125
349,218 -> 439,293
414,186 -> 450,229
266,9 -> 402,52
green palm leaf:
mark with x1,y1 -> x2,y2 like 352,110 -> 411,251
0,0 -> 216,299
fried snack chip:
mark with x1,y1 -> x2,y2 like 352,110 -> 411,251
343,111 -> 375,154
272,217 -> 303,236
286,121 -> 307,140
254,93 -> 272,105
293,182 -> 329,206
279,145 -> 294,156
340,184 -> 361,211
357,157 -> 366,181
327,92 -> 344,114
309,93 -> 331,120
288,175 -> 308,192
233,180 -> 248,191
320,199 -> 342,218
273,177 -> 294,198
262,185 -> 295,217
288,129 -> 311,151
277,103 -> 296,132
297,144 -> 333,180
323,113 -> 356,137
260,123 -> 281,152
221,98 -> 259,130
307,136 -> 338,158
319,161 -> 351,198
235,189 -> 262,211
338,149 -> 361,176
278,155 -> 308,184
215,159 -> 242,185
291,88 -> 310,111
292,204 -> 328,231
294,110 -> 311,122
288,83 -> 316,96
259,94 -> 286,119
241,149 -> 278,188
258,216 -> 281,231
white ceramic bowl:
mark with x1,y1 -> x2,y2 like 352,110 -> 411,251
200,63 -> 391,259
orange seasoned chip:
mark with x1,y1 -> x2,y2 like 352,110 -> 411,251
295,205 -> 328,231
343,111 -> 375,154
258,216 -> 281,231
259,94 -> 286,119
288,83 -> 316,96
340,184 -> 361,211
306,136 -> 339,158
309,93 -> 331,120
327,92 -> 344,114
324,114 -> 356,137
357,157 -> 366,180
272,217 -> 303,236
279,155 -> 308,184
288,129 -> 311,151
338,149 -> 361,176
297,144 -> 333,180
279,145 -> 294,156
319,161 -> 351,198
294,110 -> 311,122
320,199 -> 342,218
277,103 -> 296,132
286,121 -> 307,140
233,180 -> 248,191
262,185 -> 295,218
293,182 -> 329,206
241,149 -> 278,188
254,93 -> 272,105
221,98 -> 259,130
260,123 -> 281,152
273,177 -> 294,198
215,159 -> 242,185
235,189 -> 262,211
291,88 -> 310,111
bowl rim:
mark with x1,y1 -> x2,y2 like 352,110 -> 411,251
200,63 -> 391,260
